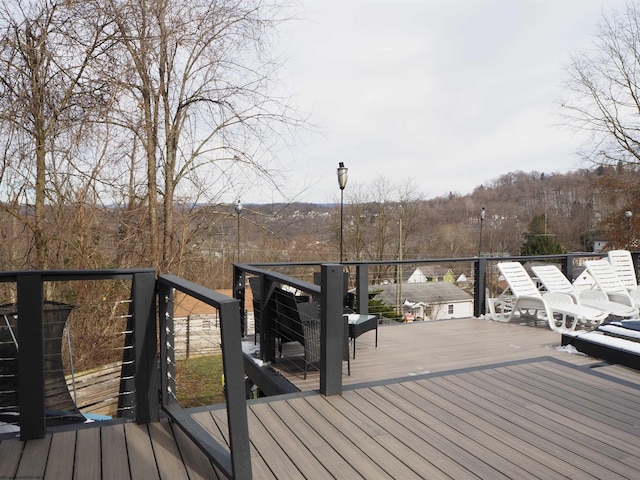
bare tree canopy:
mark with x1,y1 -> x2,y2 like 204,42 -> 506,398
560,1 -> 640,245
561,1 -> 640,168
0,0 -> 302,273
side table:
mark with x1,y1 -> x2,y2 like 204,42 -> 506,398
344,314 -> 378,359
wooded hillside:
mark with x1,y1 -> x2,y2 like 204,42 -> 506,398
1,166 -> 637,290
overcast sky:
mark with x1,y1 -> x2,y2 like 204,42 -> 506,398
243,0 -> 629,204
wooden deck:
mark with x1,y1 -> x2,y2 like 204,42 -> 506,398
2,318 -> 640,479
0,418 -> 225,479
271,317 -> 616,390
194,357 -> 640,479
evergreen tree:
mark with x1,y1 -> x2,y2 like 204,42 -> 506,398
520,215 -> 566,255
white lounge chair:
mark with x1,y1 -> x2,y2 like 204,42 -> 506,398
607,250 -> 640,302
531,264 -> 636,318
488,262 -> 609,332
584,258 -> 640,309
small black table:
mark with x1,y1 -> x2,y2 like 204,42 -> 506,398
344,314 -> 378,359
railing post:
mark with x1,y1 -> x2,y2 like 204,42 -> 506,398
631,251 -> 640,280
17,273 -> 45,440
219,298 -> 252,480
474,257 -> 487,318
320,264 -> 343,395
158,283 -> 175,408
132,271 -> 159,424
233,266 -> 246,337
356,264 -> 369,314
260,277 -> 276,363
561,255 -> 574,281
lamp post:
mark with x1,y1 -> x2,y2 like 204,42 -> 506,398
625,210 -> 633,249
234,199 -> 243,262
478,207 -> 486,256
337,162 -> 348,262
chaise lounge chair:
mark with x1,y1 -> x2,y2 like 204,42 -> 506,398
607,250 -> 640,302
531,264 -> 636,319
584,259 -> 640,309
488,262 -> 608,332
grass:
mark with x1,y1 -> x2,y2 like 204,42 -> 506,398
174,354 -> 226,407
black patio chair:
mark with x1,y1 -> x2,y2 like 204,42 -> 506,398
275,289 -> 350,379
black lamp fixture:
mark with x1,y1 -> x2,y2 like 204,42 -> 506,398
478,207 -> 486,256
337,162 -> 348,262
625,210 -> 633,249
234,199 -> 243,262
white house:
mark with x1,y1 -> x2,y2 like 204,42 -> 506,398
403,267 -> 427,283
370,282 -> 473,321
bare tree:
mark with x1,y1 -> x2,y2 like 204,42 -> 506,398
0,0 -> 111,268
561,1 -> 640,169
560,2 -> 640,241
98,0 -> 300,272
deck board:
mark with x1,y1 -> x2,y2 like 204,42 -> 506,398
203,410 -> 277,479
245,408 -> 304,480
305,394 -> 421,479
148,420 -> 190,480
101,424 -> 130,480
16,435 -> 51,479
443,371 -> 603,478
125,423 -> 160,480
74,425 -> 101,480
44,430 -> 76,480
169,421 -> 220,480
3,319 -> 640,479
248,403 -> 327,479
341,390 -> 460,480
385,381 -> 540,480
400,379 -> 564,479
271,318 -> 584,391
360,385 -> 514,480
0,438 -> 23,477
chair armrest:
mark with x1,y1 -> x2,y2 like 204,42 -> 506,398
542,292 -> 577,305
607,292 -> 634,307
579,289 -> 609,302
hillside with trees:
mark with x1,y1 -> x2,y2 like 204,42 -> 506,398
1,164 -> 637,289
250,167 -> 638,270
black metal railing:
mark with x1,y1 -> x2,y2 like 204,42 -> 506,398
158,274 -> 251,480
0,269 -> 251,480
4,252 -> 638,480
234,252 -> 640,395
0,269 -> 158,440
235,263 -> 346,395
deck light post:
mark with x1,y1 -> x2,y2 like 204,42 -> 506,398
478,207 -> 486,256
337,162 -> 348,262
625,210 -> 633,249
234,199 -> 243,262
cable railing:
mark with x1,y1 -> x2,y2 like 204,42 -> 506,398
234,263 -> 348,396
234,252 -> 639,396
158,274 -> 251,480
0,269 -> 158,440
3,252 -> 637,479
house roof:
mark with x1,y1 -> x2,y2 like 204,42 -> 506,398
370,281 -> 472,306
400,267 -> 425,282
420,265 -> 453,277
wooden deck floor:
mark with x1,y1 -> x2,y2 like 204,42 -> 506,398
194,357 -> 640,479
0,417 -> 226,479
271,317 -> 611,390
2,318 -> 640,479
